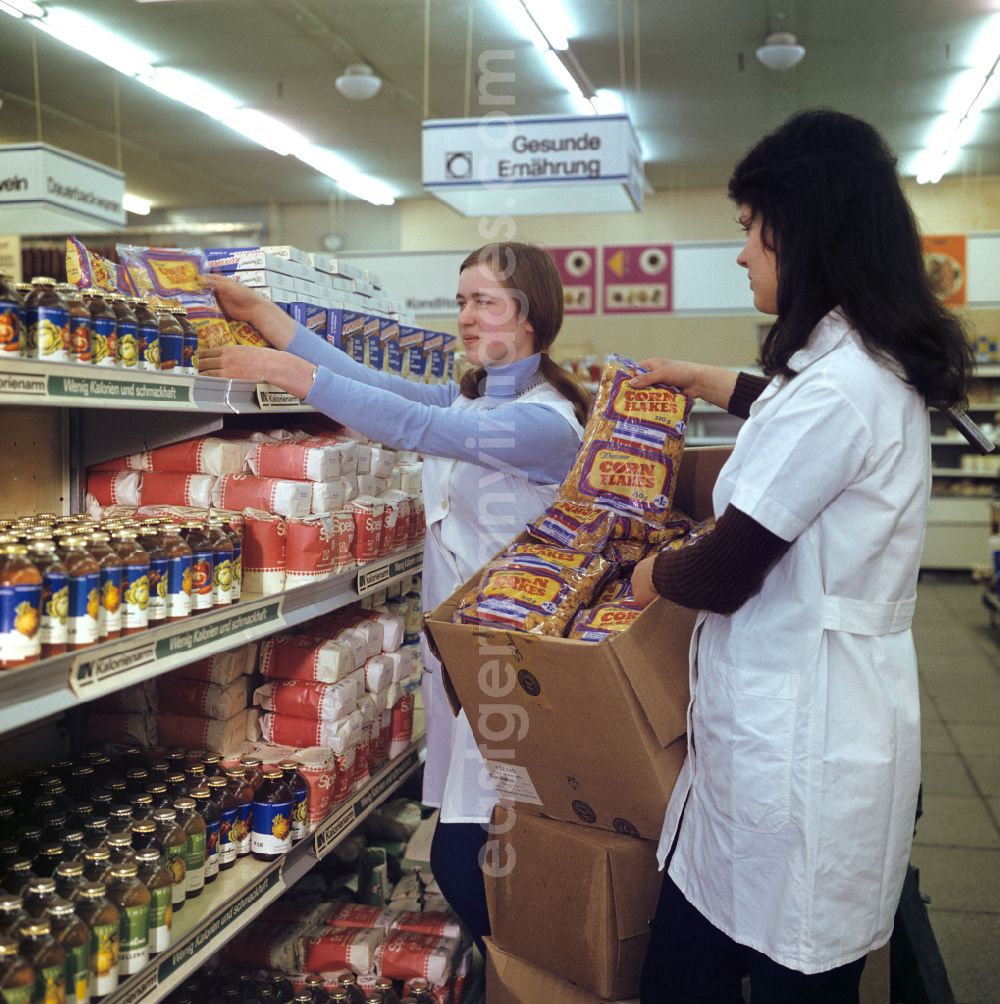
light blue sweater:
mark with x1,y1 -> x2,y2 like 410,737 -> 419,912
288,324 -> 580,484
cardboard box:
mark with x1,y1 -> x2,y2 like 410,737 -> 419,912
485,811 -> 660,999
424,445 -> 730,840
486,939 -> 638,1004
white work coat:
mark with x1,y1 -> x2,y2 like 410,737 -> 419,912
658,310 -> 927,973
420,382 -> 582,822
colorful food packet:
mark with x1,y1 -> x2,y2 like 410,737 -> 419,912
526,499 -> 616,551
567,599 -> 645,643
115,244 -> 236,348
658,516 -> 717,552
66,237 -> 136,295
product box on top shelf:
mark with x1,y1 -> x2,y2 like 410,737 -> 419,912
485,810 -> 660,1000
485,939 -> 638,1004
423,445 -> 731,841
343,308 -> 367,365
283,301 -> 328,338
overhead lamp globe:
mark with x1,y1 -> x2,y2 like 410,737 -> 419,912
335,64 -> 382,101
755,32 -> 806,72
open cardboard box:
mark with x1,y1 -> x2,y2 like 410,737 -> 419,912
423,446 -> 731,840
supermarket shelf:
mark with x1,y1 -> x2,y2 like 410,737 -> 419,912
930,436 -> 975,446
0,546 -> 423,736
103,735 -> 427,1004
963,401 -> 1000,411
0,359 -> 313,414
932,468 -> 999,478
687,436 -> 738,446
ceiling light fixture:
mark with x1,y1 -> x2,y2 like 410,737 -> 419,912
122,193 -> 152,216
0,4 -> 395,205
335,64 -> 382,101
755,31 -> 806,72
914,12 -> 1000,184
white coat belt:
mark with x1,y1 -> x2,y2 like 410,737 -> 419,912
821,594 -> 915,636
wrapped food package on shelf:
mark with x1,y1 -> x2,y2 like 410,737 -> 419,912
158,673 -> 250,721
357,474 -> 389,499
566,599 -> 645,643
260,632 -> 363,684
283,514 -> 352,585
214,475 -> 312,519
172,643 -> 257,685
158,708 -> 250,755
300,924 -> 386,977
389,691 -> 415,759
252,674 -> 364,723
391,910 -> 466,942
362,655 -> 394,694
256,708 -> 362,753
368,445 -> 396,479
224,921 -> 303,971
246,439 -> 342,483
87,471 -> 141,508
346,496 -> 384,563
139,472 -> 218,509
90,437 -> 249,476
90,679 -> 156,714
87,711 -> 157,746
376,930 -> 465,985
380,491 -> 412,553
310,478 -> 357,514
383,647 -> 415,682
242,510 -> 287,593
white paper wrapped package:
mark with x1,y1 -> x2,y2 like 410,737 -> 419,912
158,708 -> 250,755
357,475 -> 389,498
252,673 -> 363,722
98,437 -> 250,476
382,648 -> 415,683
139,472 -> 217,509
311,478 -> 357,514
87,471 -> 141,508
257,708 -> 362,753
158,674 -> 249,721
363,655 -> 394,694
380,492 -> 412,554
260,634 -> 360,684
391,911 -> 465,942
173,643 -> 257,686
224,922 -> 302,971
369,445 -> 396,479
247,439 -> 341,483
214,475 -> 312,518
354,443 -> 372,475
301,924 -> 385,976
375,930 -> 464,984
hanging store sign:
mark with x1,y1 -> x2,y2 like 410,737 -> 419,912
0,143 -> 126,234
422,114 -> 644,216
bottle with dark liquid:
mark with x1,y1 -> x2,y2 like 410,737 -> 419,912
250,770 -> 292,862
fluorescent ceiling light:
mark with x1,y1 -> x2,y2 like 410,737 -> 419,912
496,0 -> 548,51
122,193 -> 152,215
520,0 -> 570,50
915,12 -> 1000,184
137,67 -> 239,120
0,0 -> 44,16
219,108 -> 309,157
543,49 -> 595,115
295,146 -> 396,206
36,7 -> 155,77
592,89 -> 624,115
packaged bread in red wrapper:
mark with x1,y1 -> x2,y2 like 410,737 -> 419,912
246,439 -> 341,483
375,930 -> 465,984
284,514 -> 337,585
214,474 -> 312,519
347,496 -> 384,563
90,437 -> 248,476
87,471 -> 141,508
300,925 -> 385,975
139,472 -> 217,509
260,633 -> 360,684
243,511 -> 286,593
252,675 -> 363,723
173,643 -> 257,685
158,674 -> 249,720
257,709 -> 361,753
158,708 -> 250,755
224,921 -> 302,971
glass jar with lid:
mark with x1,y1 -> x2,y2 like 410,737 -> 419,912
0,269 -> 23,357
129,298 -> 159,372
155,305 -> 184,372
59,283 -> 91,364
53,862 -> 84,905
55,537 -> 99,650
159,525 -> 192,621
278,761 -> 309,842
48,898 -> 90,1004
224,770 -> 253,859
250,770 -> 292,862
25,277 -> 69,361
188,787 -> 219,885
83,289 -> 117,369
171,308 -> 199,376
178,522 -> 214,613
0,542 -> 42,668
151,808 -> 186,915
0,935 -> 32,1004
85,532 -> 123,641
205,776 -> 237,872
172,798 -> 205,900
17,920 -> 65,1004
111,530 -> 149,635
137,523 -> 167,625
108,294 -> 138,369
205,519 -> 234,608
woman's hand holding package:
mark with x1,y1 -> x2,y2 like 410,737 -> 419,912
630,553 -> 659,608
632,357 -> 738,411
199,345 -> 317,399
207,274 -> 297,350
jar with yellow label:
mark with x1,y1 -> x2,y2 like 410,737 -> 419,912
27,541 -> 69,659
0,271 -> 23,357
0,543 -> 42,669
205,520 -> 234,608
83,291 -> 117,369
59,285 -> 91,365
137,524 -> 167,626
107,296 -> 138,370
110,531 -> 149,636
133,848 -> 171,956
151,808 -> 186,915
48,899 -> 90,1004
129,299 -> 159,372
105,862 -> 149,977
0,935 -> 34,1004
54,538 -> 99,651
74,881 -> 118,999
85,534 -> 122,642
25,278 -> 69,362
250,770 -> 292,862
17,920 -> 65,1004
179,523 -> 213,614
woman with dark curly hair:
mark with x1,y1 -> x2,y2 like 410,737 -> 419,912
631,109 -> 972,1002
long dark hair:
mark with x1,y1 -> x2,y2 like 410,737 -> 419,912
729,109 -> 972,408
458,242 -> 592,426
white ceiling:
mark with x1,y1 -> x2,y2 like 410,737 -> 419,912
1,0 -> 999,215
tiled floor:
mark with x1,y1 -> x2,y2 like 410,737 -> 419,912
910,573 -> 1000,1004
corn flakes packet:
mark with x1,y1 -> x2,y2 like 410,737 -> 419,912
116,244 -> 236,349
560,355 -> 691,526
567,599 -> 645,643
229,319 -> 269,346
66,237 -> 136,295
658,517 -> 717,553
454,565 -> 585,635
596,577 -> 635,603
601,538 -> 646,568
526,499 -> 616,551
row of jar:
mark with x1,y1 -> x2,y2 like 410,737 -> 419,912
0,758 -> 311,1001
0,514 -> 245,668
163,970 -> 411,1004
0,272 -> 199,373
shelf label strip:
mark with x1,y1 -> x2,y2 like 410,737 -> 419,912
69,600 -> 284,699
314,748 -> 420,858
48,374 -> 193,404
255,384 -> 308,409
154,866 -> 284,984
356,548 -> 424,597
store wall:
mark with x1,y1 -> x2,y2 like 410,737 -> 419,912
270,174 -> 1000,367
